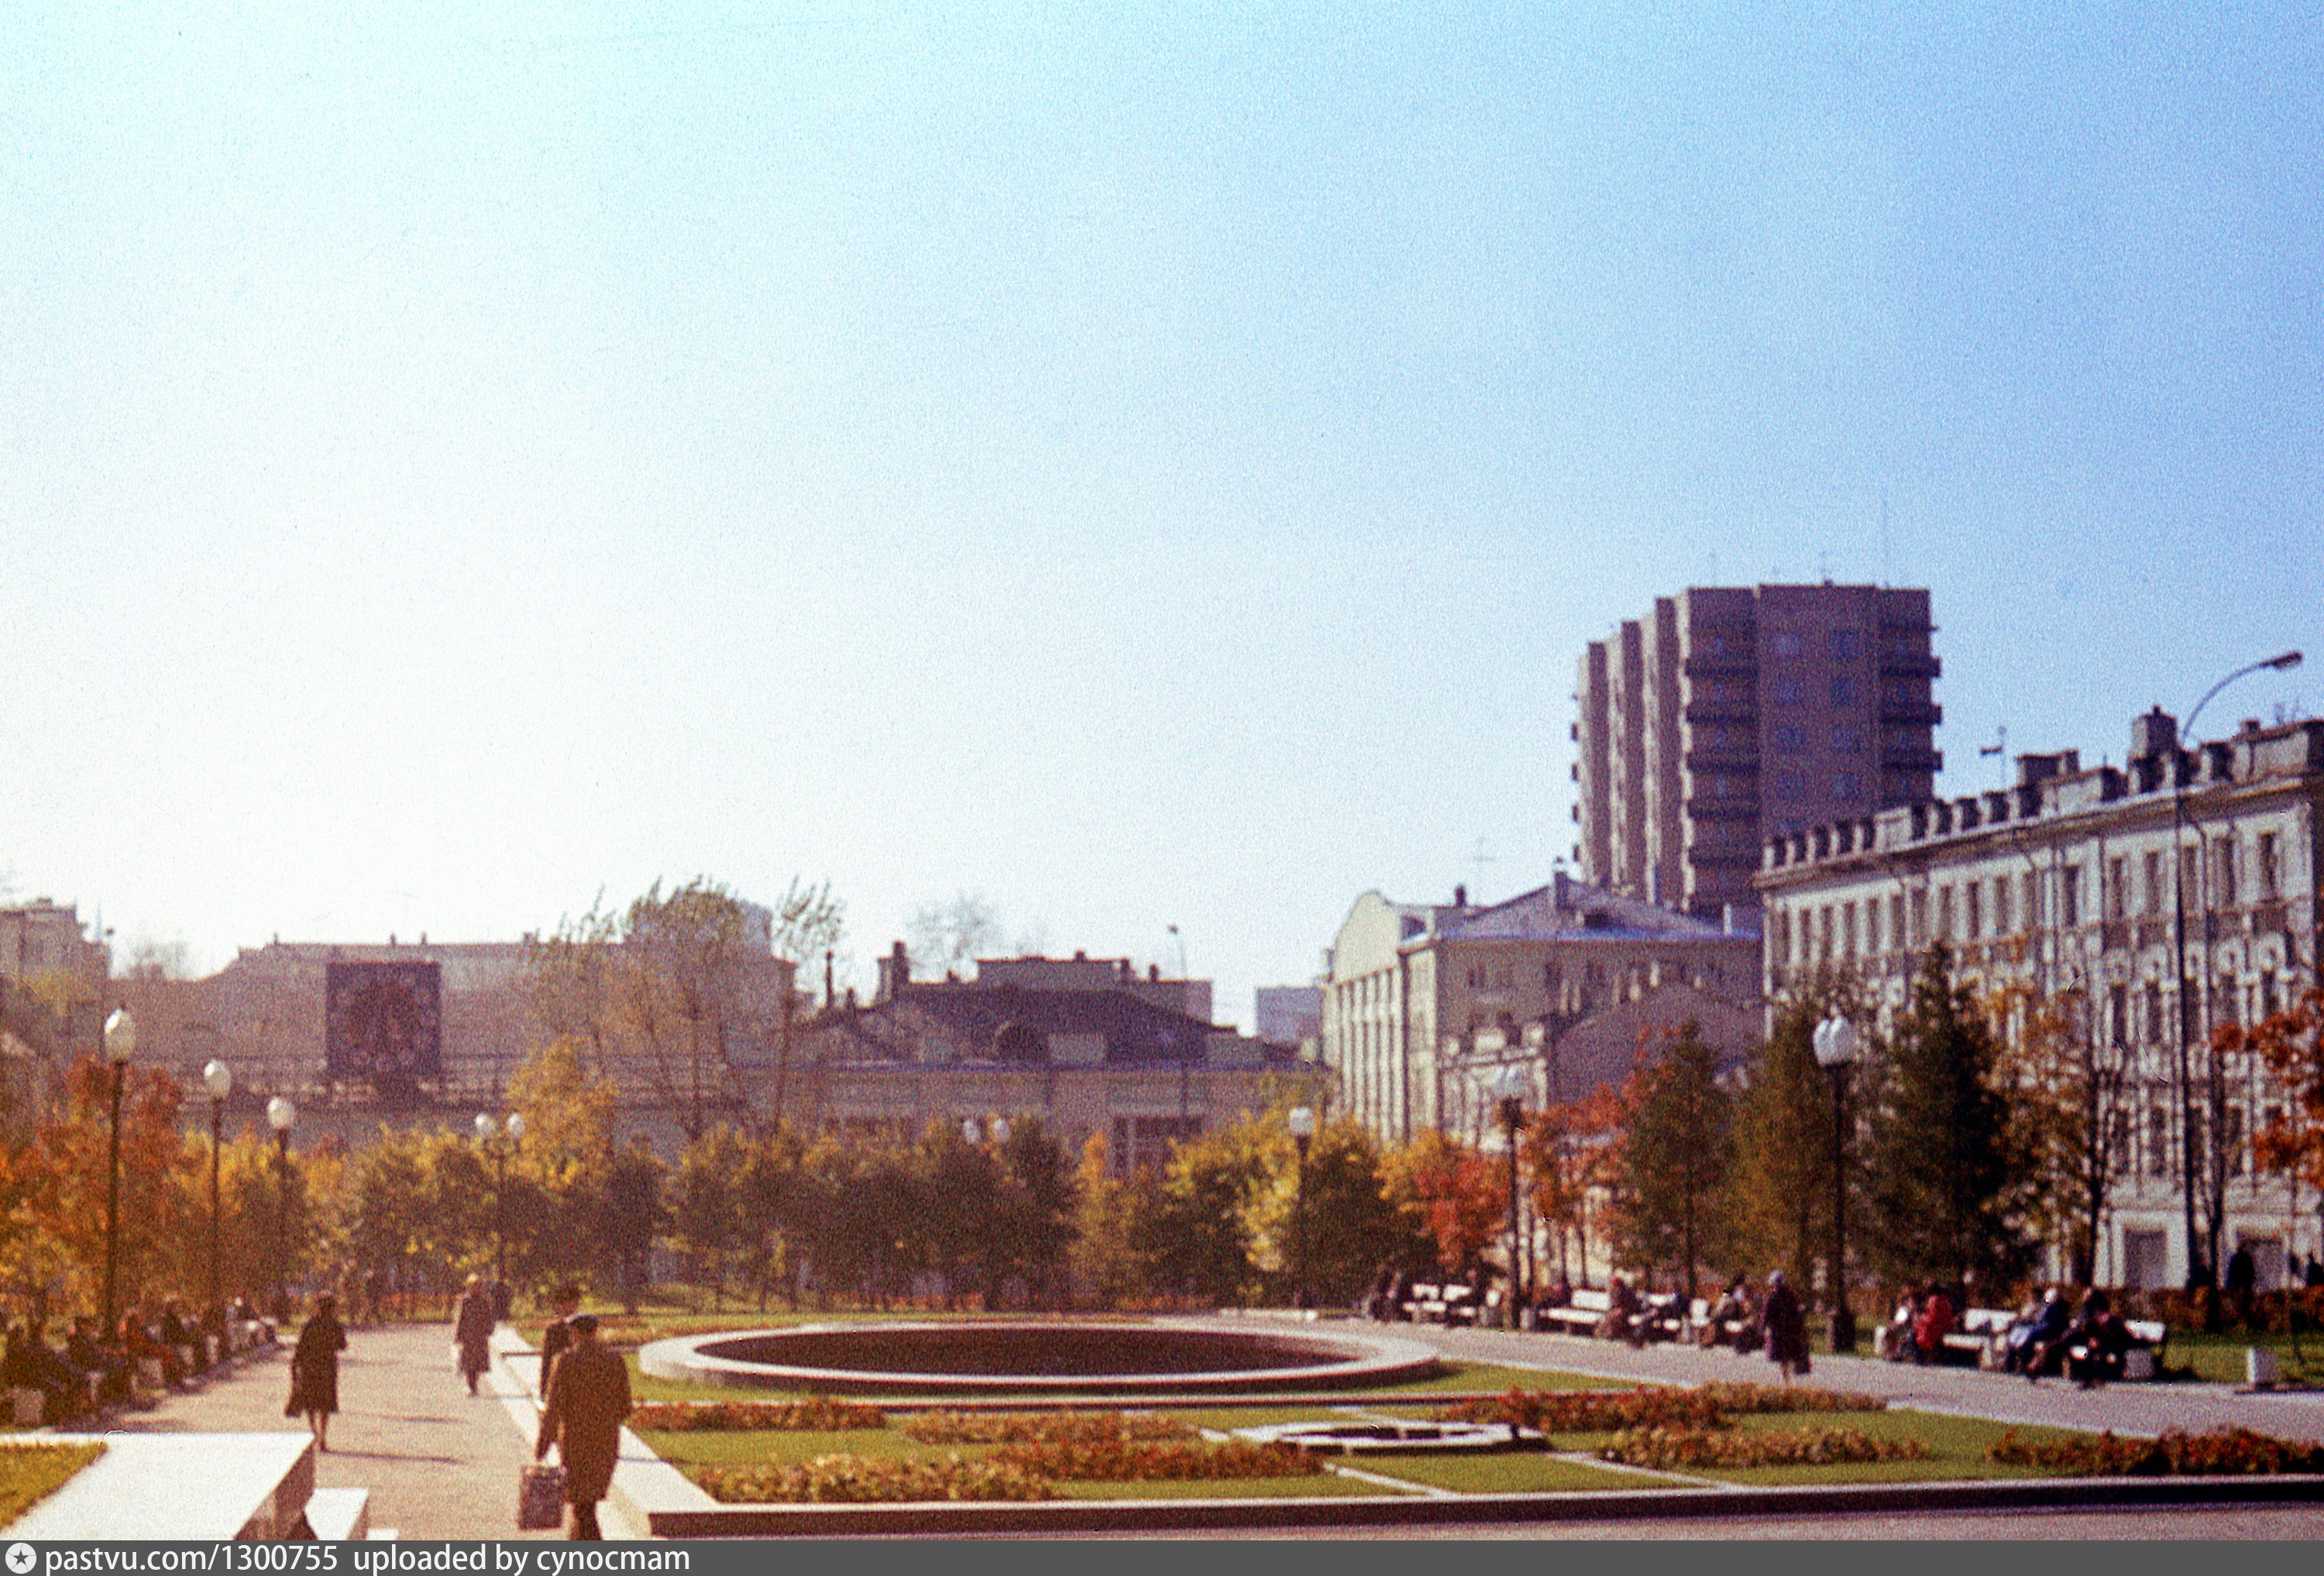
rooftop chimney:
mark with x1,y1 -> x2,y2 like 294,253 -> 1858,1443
2130,708 -> 2178,762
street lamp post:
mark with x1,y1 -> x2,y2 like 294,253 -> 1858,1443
2171,650 -> 2302,1289
101,1008 -> 136,1331
475,1113 -> 524,1296
1813,1015 -> 1861,1352
1491,1066 -> 1528,1329
202,1059 -> 232,1318
266,1097 -> 296,1320
1286,1106 -> 1315,1310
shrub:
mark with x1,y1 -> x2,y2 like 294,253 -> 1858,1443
990,1437 -> 1322,1482
631,1397 -> 886,1432
902,1410 -> 1196,1445
1987,1426 -> 2324,1476
1602,1426 -> 1930,1470
1435,1385 -> 1728,1434
695,1451 -> 1056,1502
1693,1381 -> 1889,1415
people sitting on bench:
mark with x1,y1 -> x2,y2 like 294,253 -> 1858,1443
2030,1289 -> 2133,1389
1599,1275 -> 1652,1347
1700,1275 -> 1758,1351
2003,1287 -> 2070,1376
1910,1282 -> 1956,1365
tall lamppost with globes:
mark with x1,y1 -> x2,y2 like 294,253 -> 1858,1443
101,1008 -> 136,1331
202,1059 -> 232,1318
476,1112 -> 525,1299
266,1096 -> 296,1320
1812,1013 -> 1861,1352
2170,649 -> 2302,1287
1286,1105 -> 1316,1310
1491,1066 -> 1529,1329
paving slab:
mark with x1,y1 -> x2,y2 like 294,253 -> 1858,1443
80,1319 -> 638,1540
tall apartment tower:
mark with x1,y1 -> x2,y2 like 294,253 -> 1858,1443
1571,584 -> 1942,919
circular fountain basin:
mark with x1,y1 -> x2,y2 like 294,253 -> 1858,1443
639,1319 -> 1443,1396
1232,1420 -> 1545,1454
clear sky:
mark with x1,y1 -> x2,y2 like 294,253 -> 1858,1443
5,5 -> 2319,1031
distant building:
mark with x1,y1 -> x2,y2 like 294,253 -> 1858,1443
1253,985 -> 1322,1049
1756,709 -> 2324,1289
787,943 -> 1313,1175
1318,877 -> 1762,1145
1574,583 -> 1941,923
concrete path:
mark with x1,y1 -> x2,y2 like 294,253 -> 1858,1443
1353,1315 -> 2324,1444
94,1320 -> 639,1540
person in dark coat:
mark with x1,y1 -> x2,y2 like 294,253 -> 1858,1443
534,1313 -> 632,1540
454,1274 -> 495,1396
284,1293 -> 347,1451
1762,1270 -> 1809,1383
538,1283 -> 582,1396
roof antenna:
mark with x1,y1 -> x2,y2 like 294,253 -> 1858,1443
1979,724 -> 2008,790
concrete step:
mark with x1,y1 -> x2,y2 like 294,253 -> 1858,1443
305,1487 -> 370,1541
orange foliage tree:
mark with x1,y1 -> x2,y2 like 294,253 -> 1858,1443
2229,985 -> 2324,1193
1382,1128 -> 1506,1280
12,1056 -> 199,1315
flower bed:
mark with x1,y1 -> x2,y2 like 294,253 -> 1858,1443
695,1451 -> 1055,1503
1601,1425 -> 1930,1470
1986,1427 -> 2324,1477
902,1410 -> 1195,1445
630,1397 -> 886,1432
990,1437 -> 1323,1482
1435,1382 -> 1883,1436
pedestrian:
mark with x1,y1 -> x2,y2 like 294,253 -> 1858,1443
539,1283 -> 582,1396
534,1313 -> 632,1540
454,1273 -> 495,1396
1762,1269 -> 1809,1384
284,1293 -> 347,1451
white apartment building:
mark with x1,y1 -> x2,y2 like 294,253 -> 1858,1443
1756,709 -> 2324,1290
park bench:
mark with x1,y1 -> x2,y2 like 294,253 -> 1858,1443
1400,1282 -> 1486,1327
1535,1286 -> 1611,1337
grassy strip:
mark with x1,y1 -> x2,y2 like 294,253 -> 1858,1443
0,1443 -> 105,1527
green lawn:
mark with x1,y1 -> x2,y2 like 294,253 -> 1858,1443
0,1443 -> 105,1528
2155,1329 -> 2324,1385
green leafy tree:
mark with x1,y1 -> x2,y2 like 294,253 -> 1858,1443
672,1124 -> 755,1308
596,1136 -> 669,1311
992,1117 -> 1078,1310
1865,943 -> 2034,1296
1730,992 -> 1846,1293
1134,1125 -> 1265,1306
1607,1021 -> 1733,1300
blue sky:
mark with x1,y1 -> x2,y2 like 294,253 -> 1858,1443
4,4 -> 2318,1030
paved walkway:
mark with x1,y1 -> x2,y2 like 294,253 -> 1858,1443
95,1319 -> 638,1540
1363,1316 -> 2324,1444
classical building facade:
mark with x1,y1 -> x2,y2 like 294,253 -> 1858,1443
1318,877 -> 1762,1145
1756,710 -> 2324,1290
1574,584 -> 1942,922
785,945 -> 1314,1174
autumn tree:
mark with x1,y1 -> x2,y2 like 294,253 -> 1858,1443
1864,944 -> 2034,1296
2231,985 -> 2324,1194
1991,977 -> 2133,1287
1607,1021 -> 1733,1299
1381,1129 -> 1504,1282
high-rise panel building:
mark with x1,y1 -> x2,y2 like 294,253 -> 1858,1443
1572,584 -> 1941,919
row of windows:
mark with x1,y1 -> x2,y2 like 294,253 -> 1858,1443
1770,830 -> 2290,962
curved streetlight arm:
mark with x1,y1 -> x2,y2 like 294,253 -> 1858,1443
2184,651 -> 2302,748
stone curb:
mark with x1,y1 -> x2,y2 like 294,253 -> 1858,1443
632,1471 -> 2324,1538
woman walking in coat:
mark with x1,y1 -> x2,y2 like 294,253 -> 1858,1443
534,1313 -> 632,1540
454,1274 -> 494,1396
1761,1270 -> 1809,1385
284,1293 -> 348,1451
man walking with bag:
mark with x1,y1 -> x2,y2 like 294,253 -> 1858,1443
534,1313 -> 631,1540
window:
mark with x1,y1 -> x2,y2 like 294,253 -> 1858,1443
2216,840 -> 2240,907
1828,629 -> 1860,661
1772,631 -> 1803,657
1909,889 -> 1927,947
1841,902 -> 1857,958
1829,675 -> 1856,706
2060,865 -> 2082,928
1831,725 -> 1862,754
1772,725 -> 1807,751
2144,850 -> 2163,916
1771,678 -> 1805,705
1992,876 -> 2010,935
1965,882 -> 1982,939
1936,886 -> 1954,940
2106,857 -> 2126,921
2259,832 -> 2281,899
2108,985 -> 2128,1046
2022,871 -> 2041,929
1865,899 -> 1882,955
1774,770 -> 1807,798
2147,1107 -> 2171,1177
